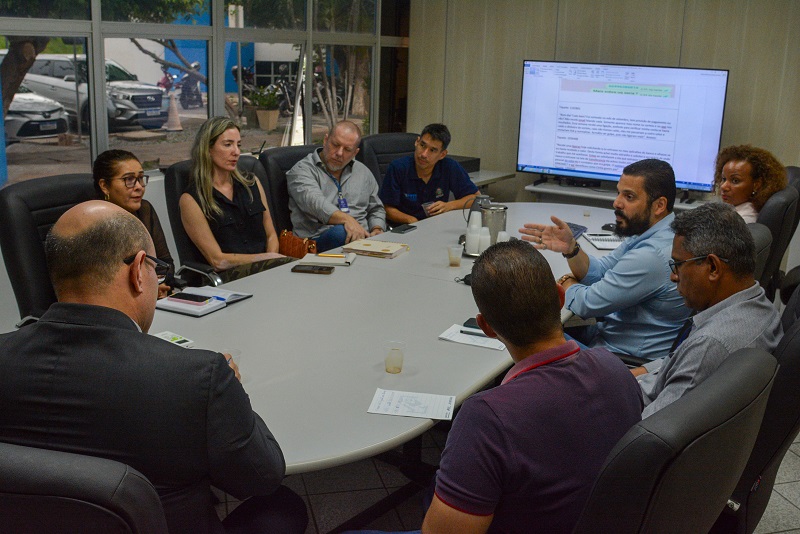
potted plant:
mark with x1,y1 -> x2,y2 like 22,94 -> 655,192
250,86 -> 280,131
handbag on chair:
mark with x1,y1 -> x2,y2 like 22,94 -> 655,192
279,230 -> 317,259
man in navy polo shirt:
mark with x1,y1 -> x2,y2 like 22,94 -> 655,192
379,123 -> 478,225
422,240 -> 643,534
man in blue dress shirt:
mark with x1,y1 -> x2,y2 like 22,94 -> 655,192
519,159 -> 690,360
379,123 -> 478,225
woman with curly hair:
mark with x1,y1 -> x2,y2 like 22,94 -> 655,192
715,145 -> 787,223
180,116 -> 282,271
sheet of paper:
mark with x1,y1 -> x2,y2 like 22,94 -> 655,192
368,388 -> 455,420
439,324 -> 506,351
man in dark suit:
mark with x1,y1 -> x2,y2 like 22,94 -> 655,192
0,201 -> 307,533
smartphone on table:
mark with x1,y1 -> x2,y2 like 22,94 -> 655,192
167,292 -> 211,306
291,265 -> 335,275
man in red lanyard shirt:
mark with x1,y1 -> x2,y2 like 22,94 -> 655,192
422,240 -> 642,534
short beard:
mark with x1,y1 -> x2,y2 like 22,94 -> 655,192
614,207 -> 652,237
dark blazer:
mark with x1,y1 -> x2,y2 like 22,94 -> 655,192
0,303 -> 285,534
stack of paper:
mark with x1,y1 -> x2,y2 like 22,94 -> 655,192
343,239 -> 409,259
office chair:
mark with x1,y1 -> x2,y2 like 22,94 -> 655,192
356,132 -> 418,187
710,287 -> 800,533
779,166 -> 800,304
258,144 -> 319,234
163,160 -> 223,286
756,184 -> 798,300
0,441 -> 168,534
749,222 -> 773,282
572,348 -> 777,534
0,173 -> 95,325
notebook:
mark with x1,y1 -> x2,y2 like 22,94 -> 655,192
583,233 -> 624,250
155,287 -> 252,317
297,252 -> 357,266
342,240 -> 409,259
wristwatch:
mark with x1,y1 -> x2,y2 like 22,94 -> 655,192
562,242 -> 581,259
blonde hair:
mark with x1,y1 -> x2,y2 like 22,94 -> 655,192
190,116 -> 256,218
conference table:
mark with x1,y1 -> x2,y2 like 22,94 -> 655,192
149,202 -> 617,476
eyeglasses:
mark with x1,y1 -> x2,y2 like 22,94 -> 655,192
123,253 -> 171,283
115,172 -> 149,188
668,255 -> 730,275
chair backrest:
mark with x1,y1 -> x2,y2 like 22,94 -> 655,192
258,144 -> 319,234
756,184 -> 799,300
0,441 -> 168,534
0,174 -> 95,321
748,222 -> 773,282
163,160 -> 208,267
356,132 -> 418,186
573,348 -> 777,534
712,297 -> 800,533
786,165 -> 800,236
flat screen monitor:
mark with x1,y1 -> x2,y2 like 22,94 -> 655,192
516,60 -> 729,192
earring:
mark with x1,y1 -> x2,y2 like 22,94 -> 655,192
104,193 -> 109,201
752,190 -> 757,197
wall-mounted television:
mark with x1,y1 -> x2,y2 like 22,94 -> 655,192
516,60 -> 729,192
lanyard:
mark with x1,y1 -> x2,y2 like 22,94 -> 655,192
504,345 -> 580,383
324,169 -> 344,199
322,167 -> 350,212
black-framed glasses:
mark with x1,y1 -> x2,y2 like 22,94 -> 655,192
123,253 -> 170,283
115,172 -> 149,188
668,255 -> 730,275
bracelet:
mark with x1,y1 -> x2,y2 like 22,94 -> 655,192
562,242 -> 581,259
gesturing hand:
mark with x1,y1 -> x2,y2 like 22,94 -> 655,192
518,216 -> 575,253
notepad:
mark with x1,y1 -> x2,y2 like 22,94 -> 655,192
155,287 -> 252,317
297,252 -> 357,266
583,233 -> 624,250
342,239 -> 409,259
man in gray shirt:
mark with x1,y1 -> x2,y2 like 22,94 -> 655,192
633,202 -> 782,418
287,120 -> 386,251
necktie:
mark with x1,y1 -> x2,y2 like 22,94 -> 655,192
669,318 -> 694,354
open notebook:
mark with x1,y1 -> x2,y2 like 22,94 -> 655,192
583,233 -> 624,250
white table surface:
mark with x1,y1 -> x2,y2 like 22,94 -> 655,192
149,203 -> 615,475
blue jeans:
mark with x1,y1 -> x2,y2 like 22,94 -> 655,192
314,225 -> 348,252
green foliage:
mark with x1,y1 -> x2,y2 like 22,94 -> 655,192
44,38 -> 85,54
249,86 -> 280,110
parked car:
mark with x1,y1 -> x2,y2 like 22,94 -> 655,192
4,84 -> 69,145
2,53 -> 168,130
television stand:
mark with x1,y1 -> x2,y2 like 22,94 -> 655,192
524,181 -> 709,212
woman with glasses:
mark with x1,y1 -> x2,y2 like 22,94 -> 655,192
714,145 -> 787,223
93,149 -> 174,298
179,116 -> 282,271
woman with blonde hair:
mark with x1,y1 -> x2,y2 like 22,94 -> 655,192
180,116 -> 282,271
715,145 -> 787,223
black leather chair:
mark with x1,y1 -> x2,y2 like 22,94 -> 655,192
756,184 -> 799,300
710,288 -> 800,534
0,441 -> 168,534
572,348 -> 778,534
779,166 -> 800,304
163,159 -> 225,286
258,144 -> 319,233
0,173 -> 95,325
749,222 -> 773,282
356,132 -> 418,186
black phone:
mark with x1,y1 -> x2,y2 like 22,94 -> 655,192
391,224 -> 417,234
167,292 -> 211,305
291,265 -> 335,275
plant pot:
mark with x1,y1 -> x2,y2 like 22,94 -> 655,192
256,109 -> 279,131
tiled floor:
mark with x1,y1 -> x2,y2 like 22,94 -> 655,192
216,423 -> 449,534
216,425 -> 800,534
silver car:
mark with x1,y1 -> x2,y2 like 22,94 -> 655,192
4,84 -> 69,145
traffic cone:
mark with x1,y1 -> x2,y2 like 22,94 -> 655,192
163,93 -> 183,131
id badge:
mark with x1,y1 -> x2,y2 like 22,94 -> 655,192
338,196 -> 350,213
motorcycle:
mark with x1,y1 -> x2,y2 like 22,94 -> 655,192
231,64 -> 257,103
157,65 -> 177,92
176,62 -> 204,109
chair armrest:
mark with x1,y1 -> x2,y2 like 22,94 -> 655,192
176,262 -> 223,287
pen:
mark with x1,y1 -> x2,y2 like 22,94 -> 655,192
460,329 -> 488,338
318,253 -> 345,258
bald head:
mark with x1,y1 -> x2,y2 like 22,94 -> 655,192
330,120 -> 362,143
46,200 -> 152,295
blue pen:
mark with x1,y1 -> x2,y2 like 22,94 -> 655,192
212,296 -> 227,302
